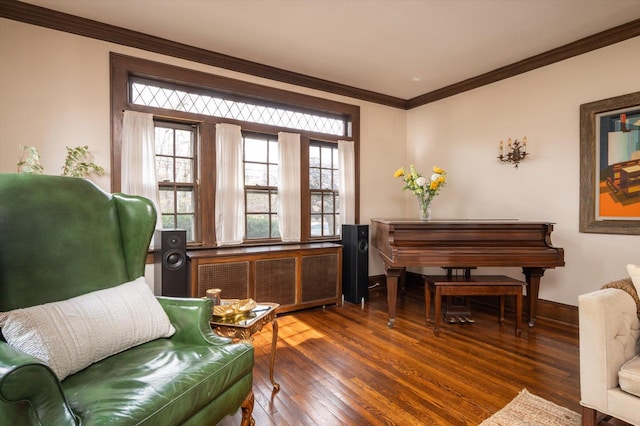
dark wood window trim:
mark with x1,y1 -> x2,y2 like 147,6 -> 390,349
110,52 -> 360,248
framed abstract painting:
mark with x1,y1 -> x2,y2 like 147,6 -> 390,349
580,91 -> 640,234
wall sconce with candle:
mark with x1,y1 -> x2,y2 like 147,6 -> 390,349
498,137 -> 528,168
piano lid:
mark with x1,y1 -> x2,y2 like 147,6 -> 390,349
370,218 -> 554,225
370,218 -> 564,268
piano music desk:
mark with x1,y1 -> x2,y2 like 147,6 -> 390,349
424,275 -> 524,337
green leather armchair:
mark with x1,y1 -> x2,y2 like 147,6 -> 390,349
0,174 -> 254,425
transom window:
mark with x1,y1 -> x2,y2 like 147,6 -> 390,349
243,133 -> 280,240
310,142 -> 340,237
131,79 -> 345,136
155,122 -> 197,241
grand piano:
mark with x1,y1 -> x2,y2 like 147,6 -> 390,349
370,219 -> 565,327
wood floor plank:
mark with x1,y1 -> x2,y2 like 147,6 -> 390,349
220,286 -> 582,425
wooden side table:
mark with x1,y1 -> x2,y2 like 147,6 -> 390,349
210,302 -> 281,392
424,275 -> 523,337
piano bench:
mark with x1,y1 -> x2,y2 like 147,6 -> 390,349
423,275 -> 524,337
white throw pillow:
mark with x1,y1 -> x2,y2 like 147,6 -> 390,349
626,264 -> 640,297
0,277 -> 175,380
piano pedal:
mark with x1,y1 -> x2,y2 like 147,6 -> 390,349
445,315 -> 476,324
445,316 -> 466,324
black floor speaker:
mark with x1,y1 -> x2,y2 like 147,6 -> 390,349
155,229 -> 188,297
341,224 -> 369,304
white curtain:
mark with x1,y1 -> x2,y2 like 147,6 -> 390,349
215,123 -> 245,246
121,111 -> 162,231
338,140 -> 355,228
277,132 -> 301,242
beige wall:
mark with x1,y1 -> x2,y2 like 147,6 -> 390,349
0,18 -> 405,290
407,36 -> 640,305
2,18 -> 638,305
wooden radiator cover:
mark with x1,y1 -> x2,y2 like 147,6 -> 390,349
255,257 -> 296,306
197,261 -> 249,300
187,243 -> 342,313
301,254 -> 340,303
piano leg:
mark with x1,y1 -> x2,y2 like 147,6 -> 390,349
523,267 -> 545,327
385,267 -> 403,328
424,278 -> 432,325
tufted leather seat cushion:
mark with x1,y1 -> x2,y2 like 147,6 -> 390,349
61,338 -> 254,425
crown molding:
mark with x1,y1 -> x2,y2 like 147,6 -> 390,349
1,0 -> 639,110
406,17 -> 640,109
0,0 -> 406,109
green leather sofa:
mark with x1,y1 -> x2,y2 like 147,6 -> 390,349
0,174 -> 254,425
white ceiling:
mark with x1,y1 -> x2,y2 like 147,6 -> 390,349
22,0 -> 640,99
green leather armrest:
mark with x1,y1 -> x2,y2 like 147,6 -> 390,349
156,296 -> 232,346
0,342 -> 77,425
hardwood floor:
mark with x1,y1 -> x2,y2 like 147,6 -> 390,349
220,286 -> 582,425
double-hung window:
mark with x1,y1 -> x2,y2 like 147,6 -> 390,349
309,141 -> 340,237
155,122 -> 197,241
243,133 -> 280,240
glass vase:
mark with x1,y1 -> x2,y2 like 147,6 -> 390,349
418,199 -> 432,220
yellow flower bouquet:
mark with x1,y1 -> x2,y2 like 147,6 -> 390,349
394,164 -> 447,219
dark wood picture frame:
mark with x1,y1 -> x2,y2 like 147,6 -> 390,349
580,91 -> 640,234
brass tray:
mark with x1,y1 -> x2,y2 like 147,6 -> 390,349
211,311 -> 258,324
212,298 -> 257,318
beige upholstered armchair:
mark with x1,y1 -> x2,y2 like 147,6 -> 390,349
579,278 -> 640,426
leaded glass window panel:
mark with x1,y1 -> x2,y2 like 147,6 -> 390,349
131,81 -> 346,136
